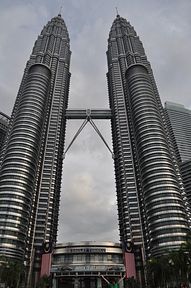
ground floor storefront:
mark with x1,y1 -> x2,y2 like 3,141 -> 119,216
51,242 -> 126,288
52,275 -> 124,288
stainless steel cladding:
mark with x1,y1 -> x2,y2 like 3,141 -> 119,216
0,14 -> 71,270
107,15 -> 189,259
0,64 -> 51,260
126,64 -> 188,256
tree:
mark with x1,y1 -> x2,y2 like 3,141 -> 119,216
36,275 -> 51,288
0,258 -> 24,288
146,254 -> 176,288
124,277 -> 139,288
146,237 -> 191,288
169,249 -> 188,285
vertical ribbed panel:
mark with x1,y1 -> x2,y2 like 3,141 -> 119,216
126,64 -> 189,256
27,17 -> 71,276
164,102 -> 191,163
107,16 -> 145,251
0,64 -> 51,260
181,161 -> 191,212
0,112 -> 9,154
25,15 -> 71,277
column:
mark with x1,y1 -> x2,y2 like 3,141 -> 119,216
97,277 -> 102,288
52,277 -> 57,288
74,278 -> 80,288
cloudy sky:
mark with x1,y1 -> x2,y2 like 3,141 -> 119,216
1,0 -> 191,244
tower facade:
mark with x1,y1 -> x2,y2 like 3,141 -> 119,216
107,15 -> 189,258
0,111 -> 9,152
164,101 -> 191,163
0,13 -> 71,275
164,101 -> 191,216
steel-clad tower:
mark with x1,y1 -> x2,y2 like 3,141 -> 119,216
107,14 -> 189,259
164,102 -> 191,220
0,13 -> 71,277
0,112 -> 9,152
164,101 -> 191,163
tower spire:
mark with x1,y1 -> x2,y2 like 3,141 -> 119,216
115,6 -> 119,16
58,5 -> 62,16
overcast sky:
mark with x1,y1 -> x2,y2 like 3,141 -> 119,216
1,0 -> 191,244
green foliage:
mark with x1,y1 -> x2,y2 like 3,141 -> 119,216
124,277 -> 139,288
108,282 -> 119,287
36,275 -> 51,288
0,257 -> 24,288
146,235 -> 191,288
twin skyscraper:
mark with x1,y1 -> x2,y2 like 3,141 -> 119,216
0,12 -> 190,285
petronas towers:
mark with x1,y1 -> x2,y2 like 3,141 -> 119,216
107,15 -> 190,258
0,14 -> 71,277
0,12 -> 190,282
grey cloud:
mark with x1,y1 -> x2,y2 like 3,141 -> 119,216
58,168 -> 118,242
0,2 -> 49,114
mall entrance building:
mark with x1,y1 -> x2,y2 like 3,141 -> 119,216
51,242 -> 125,288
